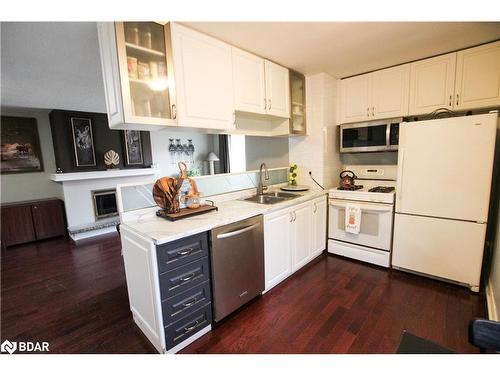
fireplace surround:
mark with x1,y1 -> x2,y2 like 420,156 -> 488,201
92,189 -> 118,219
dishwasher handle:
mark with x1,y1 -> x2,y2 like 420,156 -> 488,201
216,223 -> 261,240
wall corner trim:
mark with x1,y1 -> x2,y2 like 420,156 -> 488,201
486,280 -> 499,321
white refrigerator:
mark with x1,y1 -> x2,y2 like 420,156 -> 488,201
392,113 -> 498,292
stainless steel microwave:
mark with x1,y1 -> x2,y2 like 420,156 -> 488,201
340,117 -> 402,153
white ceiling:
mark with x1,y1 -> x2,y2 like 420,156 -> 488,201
183,22 -> 500,78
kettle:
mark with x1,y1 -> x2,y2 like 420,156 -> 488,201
339,170 -> 357,188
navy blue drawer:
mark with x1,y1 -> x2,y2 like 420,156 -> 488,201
156,232 -> 209,273
159,256 -> 210,299
165,303 -> 212,350
162,280 -> 211,325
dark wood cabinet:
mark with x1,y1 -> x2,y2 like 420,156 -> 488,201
31,200 -> 66,240
1,205 -> 36,246
1,198 -> 66,247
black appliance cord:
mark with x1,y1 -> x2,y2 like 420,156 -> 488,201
308,171 -> 325,190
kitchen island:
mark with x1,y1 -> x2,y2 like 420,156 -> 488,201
118,185 -> 328,353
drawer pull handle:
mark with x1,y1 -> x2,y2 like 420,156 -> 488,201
179,273 -> 196,282
182,298 -> 198,308
184,320 -> 199,332
177,247 -> 194,256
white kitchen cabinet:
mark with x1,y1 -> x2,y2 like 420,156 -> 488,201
263,208 -> 293,291
371,64 -> 410,119
264,196 -> 327,292
408,53 -> 457,115
97,22 -> 234,131
311,196 -> 327,258
97,22 -> 178,131
265,60 -> 291,118
454,40 -> 500,110
232,50 -> 290,119
340,74 -> 371,123
340,65 -> 409,123
291,201 -> 313,272
170,23 -> 235,130
232,47 -> 267,115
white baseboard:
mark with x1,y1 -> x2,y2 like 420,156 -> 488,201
485,281 -> 498,321
69,226 -> 117,242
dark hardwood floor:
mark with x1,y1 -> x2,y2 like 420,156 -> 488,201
1,234 -> 156,354
1,234 -> 486,354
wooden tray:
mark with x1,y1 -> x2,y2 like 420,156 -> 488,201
156,205 -> 218,222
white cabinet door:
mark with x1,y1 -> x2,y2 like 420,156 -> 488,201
371,64 -> 410,119
97,22 -> 125,128
340,73 -> 371,123
311,196 -> 327,258
232,48 -> 266,115
264,208 -> 293,292
291,202 -> 313,272
171,23 -> 234,130
264,60 -> 290,118
408,53 -> 456,115
455,41 -> 500,110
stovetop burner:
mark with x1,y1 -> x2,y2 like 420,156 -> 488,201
368,186 -> 395,193
337,185 -> 363,191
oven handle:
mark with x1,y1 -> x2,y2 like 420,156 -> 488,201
329,200 -> 393,213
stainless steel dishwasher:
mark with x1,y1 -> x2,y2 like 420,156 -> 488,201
210,215 -> 265,322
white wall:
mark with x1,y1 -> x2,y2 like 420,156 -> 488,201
288,73 -> 342,189
0,108 -> 62,203
1,22 -> 106,112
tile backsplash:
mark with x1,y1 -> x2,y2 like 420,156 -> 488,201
119,168 -> 288,213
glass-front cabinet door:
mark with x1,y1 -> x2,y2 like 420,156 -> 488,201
289,70 -> 306,135
115,22 -> 176,127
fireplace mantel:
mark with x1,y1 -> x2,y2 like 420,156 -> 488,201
50,168 -> 159,182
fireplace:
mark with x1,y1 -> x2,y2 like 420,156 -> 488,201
92,189 -> 118,219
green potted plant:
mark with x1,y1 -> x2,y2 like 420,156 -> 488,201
289,164 -> 298,186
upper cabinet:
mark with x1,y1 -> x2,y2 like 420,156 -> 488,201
341,40 -> 500,123
265,60 -> 290,118
232,48 -> 290,119
340,74 -> 371,123
170,23 -> 234,130
371,65 -> 410,119
340,64 -> 410,124
98,22 -> 234,131
99,22 -> 291,133
232,48 -> 267,115
289,70 -> 307,135
98,22 -> 177,131
454,41 -> 500,111
409,53 -> 456,115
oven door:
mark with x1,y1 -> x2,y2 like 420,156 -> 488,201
328,199 -> 394,251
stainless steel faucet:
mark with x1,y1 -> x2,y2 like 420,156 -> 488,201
257,162 -> 270,195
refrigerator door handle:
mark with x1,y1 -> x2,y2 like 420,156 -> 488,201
397,149 -> 405,201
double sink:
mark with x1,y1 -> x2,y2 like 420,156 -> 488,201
243,191 -> 302,205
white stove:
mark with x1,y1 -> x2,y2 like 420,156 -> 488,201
327,165 -> 397,268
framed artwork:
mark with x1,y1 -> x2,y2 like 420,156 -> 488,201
1,116 -> 44,174
123,130 -> 143,166
71,117 -> 96,167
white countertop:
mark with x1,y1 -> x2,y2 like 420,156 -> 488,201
121,188 -> 327,245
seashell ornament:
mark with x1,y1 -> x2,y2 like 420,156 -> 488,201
104,150 -> 120,168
